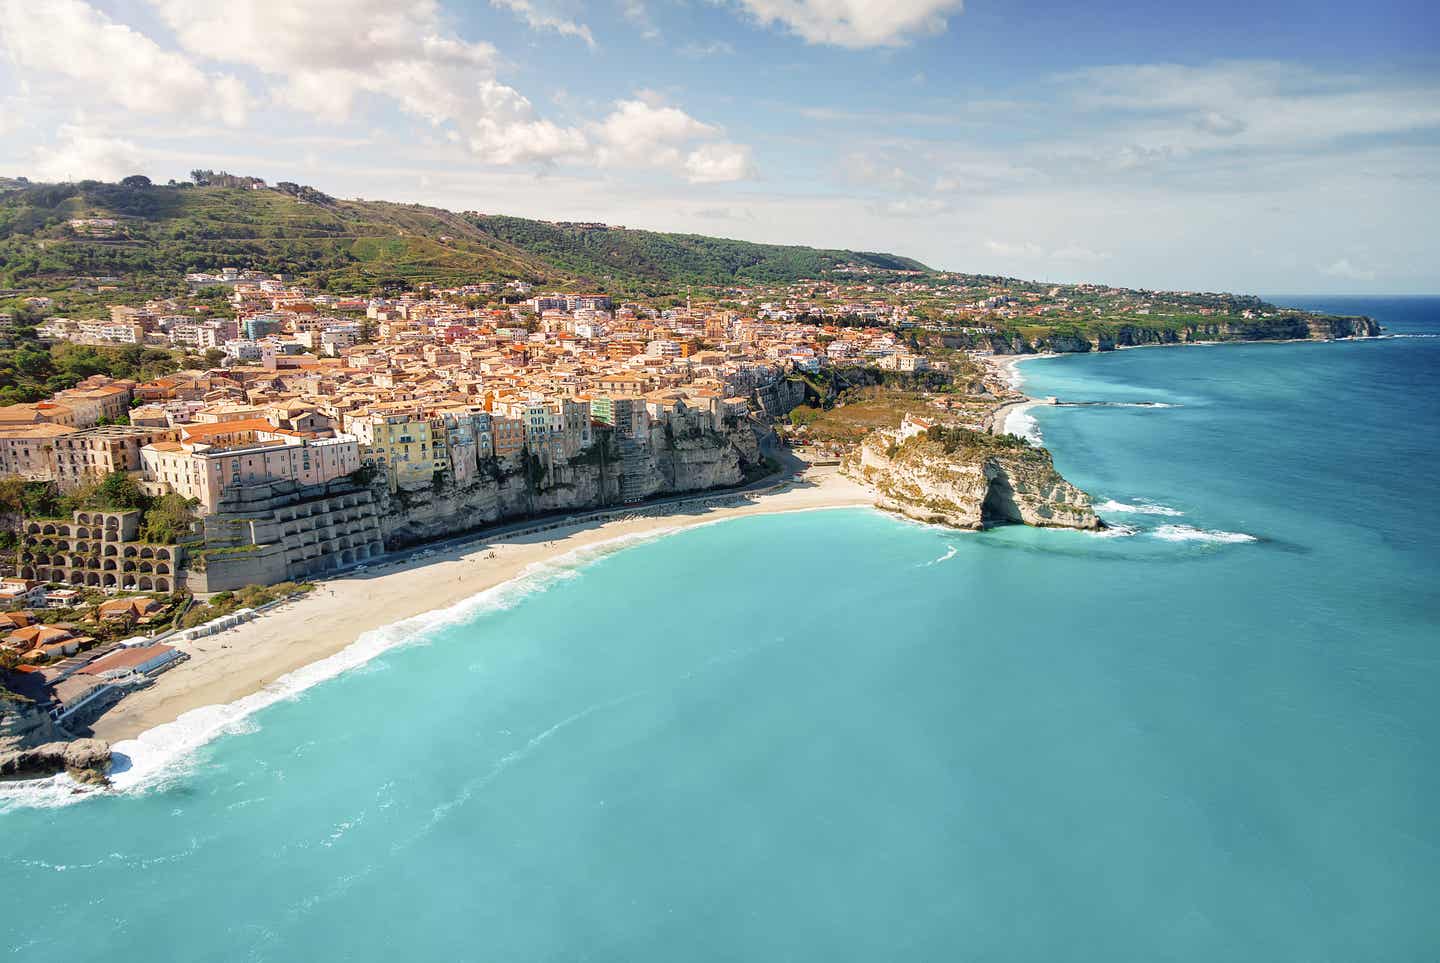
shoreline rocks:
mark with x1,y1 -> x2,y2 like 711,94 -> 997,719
0,737 -> 112,787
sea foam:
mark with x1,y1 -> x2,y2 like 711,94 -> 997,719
1150,524 -> 1257,544
1005,407 -> 1043,444
1096,499 -> 1186,517
0,525 -> 689,810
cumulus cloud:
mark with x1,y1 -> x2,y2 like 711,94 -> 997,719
467,81 -> 589,165
30,125 -> 145,182
684,143 -> 755,183
732,0 -> 964,48
587,96 -> 752,181
146,0 -> 496,124
0,0 -> 250,126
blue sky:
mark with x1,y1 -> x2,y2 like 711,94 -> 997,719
1,0 -> 1437,292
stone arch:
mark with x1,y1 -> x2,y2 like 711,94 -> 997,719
156,548 -> 171,561
74,540 -> 89,554
138,561 -> 153,574
155,562 -> 170,575
103,559 -> 117,572
154,578 -> 170,593
26,523 -> 40,535
122,546 -> 137,559
76,512 -> 93,525
102,573 -> 117,588
19,566 -> 34,580
139,546 -> 154,560
103,544 -> 117,557
137,576 -> 153,591
68,555 -> 85,568
41,524 -> 57,536
85,572 -> 101,587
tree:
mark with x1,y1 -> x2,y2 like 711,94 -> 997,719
93,472 -> 148,511
120,174 -> 152,189
140,494 -> 197,543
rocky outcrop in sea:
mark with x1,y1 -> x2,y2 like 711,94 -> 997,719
845,427 -> 1101,531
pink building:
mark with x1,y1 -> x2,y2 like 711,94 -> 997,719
142,419 -> 362,513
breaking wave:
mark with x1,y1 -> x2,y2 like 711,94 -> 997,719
1055,401 -> 1181,409
1096,499 -> 1186,517
1004,406 -> 1043,444
1150,524 -> 1257,544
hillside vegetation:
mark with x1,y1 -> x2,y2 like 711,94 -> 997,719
0,179 -> 930,298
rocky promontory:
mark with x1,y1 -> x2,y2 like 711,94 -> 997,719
0,691 -> 112,787
845,424 -> 1101,531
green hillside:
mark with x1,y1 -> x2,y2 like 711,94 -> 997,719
468,215 -> 930,290
0,178 -> 931,299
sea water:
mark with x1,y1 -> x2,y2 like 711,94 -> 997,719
2,298 -> 1437,960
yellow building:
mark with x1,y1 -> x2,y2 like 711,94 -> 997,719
349,408 -> 435,491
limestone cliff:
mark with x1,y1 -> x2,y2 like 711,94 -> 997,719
941,314 -> 1383,356
379,416 -> 768,547
845,427 -> 1100,531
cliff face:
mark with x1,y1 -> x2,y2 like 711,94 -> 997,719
944,314 -> 1382,355
379,417 -> 767,546
846,429 -> 1100,531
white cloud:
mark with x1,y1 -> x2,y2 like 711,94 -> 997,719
732,0 -> 964,48
0,0 -> 250,126
588,97 -> 755,182
30,125 -> 145,182
146,0 -> 496,124
985,239 -> 1044,258
684,143 -> 755,183
1321,258 -> 1377,282
490,0 -> 596,47
466,81 -> 588,165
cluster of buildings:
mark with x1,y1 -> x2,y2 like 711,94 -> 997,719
2,272 -> 958,595
1,602 -> 185,725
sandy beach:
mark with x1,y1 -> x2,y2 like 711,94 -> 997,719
980,353 -> 1054,434
90,466 -> 875,744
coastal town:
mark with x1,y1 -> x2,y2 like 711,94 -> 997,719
0,185 -> 1382,784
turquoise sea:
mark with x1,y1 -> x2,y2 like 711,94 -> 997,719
3,297 -> 1438,960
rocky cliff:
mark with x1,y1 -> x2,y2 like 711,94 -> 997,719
379,415 -> 768,547
0,691 -> 112,786
942,314 -> 1382,355
845,427 -> 1101,531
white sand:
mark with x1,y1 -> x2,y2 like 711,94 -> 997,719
90,467 -> 875,743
